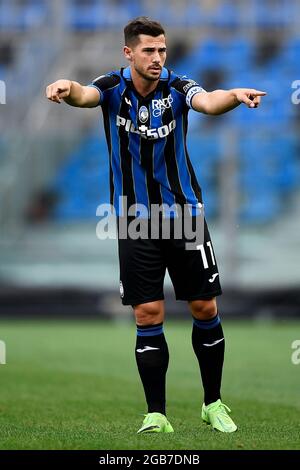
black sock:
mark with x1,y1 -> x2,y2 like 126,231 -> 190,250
135,323 -> 169,415
192,314 -> 225,405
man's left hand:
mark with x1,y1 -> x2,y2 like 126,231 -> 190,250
234,88 -> 267,108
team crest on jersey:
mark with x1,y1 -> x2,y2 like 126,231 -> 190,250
139,106 -> 149,123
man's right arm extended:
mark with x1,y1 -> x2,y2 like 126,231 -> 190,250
46,79 -> 100,107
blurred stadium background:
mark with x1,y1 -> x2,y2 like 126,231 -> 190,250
1,0 -> 300,319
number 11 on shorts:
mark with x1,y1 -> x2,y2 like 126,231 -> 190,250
197,241 -> 216,269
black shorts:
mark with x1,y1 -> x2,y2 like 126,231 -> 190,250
117,216 -> 222,306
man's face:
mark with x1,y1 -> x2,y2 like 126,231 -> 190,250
124,34 -> 167,81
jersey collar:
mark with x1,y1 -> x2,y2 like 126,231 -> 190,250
121,66 -> 169,100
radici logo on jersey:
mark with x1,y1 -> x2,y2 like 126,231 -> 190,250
116,115 -> 176,140
152,94 -> 173,117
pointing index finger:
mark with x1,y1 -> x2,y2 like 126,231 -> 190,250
252,90 -> 267,96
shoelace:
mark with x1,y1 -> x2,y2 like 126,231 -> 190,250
216,403 -> 233,421
219,403 -> 231,413
208,402 -> 231,416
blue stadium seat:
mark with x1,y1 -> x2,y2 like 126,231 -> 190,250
209,1 -> 241,28
250,0 -> 295,28
239,189 -> 279,223
0,0 -> 47,30
51,134 -> 109,220
66,0 -> 135,30
223,37 -> 253,72
238,134 -> 299,196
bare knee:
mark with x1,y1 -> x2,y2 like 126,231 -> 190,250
133,300 -> 164,326
189,298 -> 217,320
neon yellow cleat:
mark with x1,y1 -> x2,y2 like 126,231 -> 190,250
202,399 -> 237,433
137,412 -> 174,434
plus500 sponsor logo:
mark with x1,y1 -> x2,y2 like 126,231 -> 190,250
116,115 -> 176,140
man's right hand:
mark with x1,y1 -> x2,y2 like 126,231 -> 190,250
46,79 -> 72,104
45,79 -> 100,107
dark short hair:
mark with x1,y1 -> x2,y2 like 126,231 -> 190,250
124,17 -> 165,47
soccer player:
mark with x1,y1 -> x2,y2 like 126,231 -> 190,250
46,17 -> 265,434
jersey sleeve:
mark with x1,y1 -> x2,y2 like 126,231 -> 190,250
172,77 -> 207,110
88,73 -> 120,106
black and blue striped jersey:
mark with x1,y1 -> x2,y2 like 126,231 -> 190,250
89,66 -> 206,217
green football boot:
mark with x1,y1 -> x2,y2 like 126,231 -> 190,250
137,412 -> 174,434
202,399 -> 237,433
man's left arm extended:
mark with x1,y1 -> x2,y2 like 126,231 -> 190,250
192,88 -> 266,115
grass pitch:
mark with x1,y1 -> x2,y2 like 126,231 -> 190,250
0,319 -> 299,450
